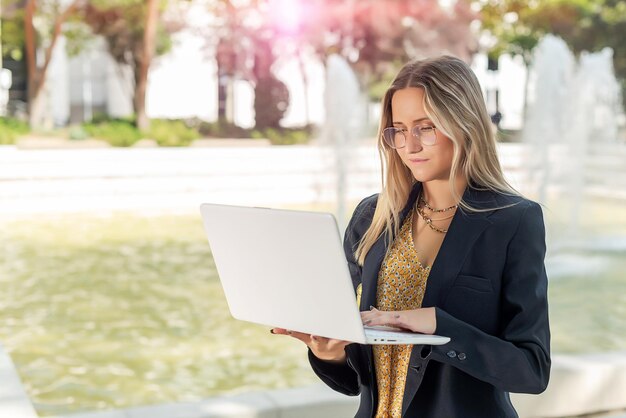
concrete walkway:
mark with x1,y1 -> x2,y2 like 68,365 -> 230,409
0,343 -> 39,418
0,144 -> 379,217
1,141 -> 625,219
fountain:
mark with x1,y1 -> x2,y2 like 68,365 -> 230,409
562,47 -> 622,237
521,35 -> 575,207
516,34 -> 626,418
523,35 -> 623,242
321,53 -> 366,233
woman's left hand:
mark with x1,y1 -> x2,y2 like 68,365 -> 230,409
360,307 -> 437,335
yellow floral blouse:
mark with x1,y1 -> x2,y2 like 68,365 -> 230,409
373,210 -> 430,418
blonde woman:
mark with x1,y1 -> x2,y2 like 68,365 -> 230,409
272,55 -> 550,417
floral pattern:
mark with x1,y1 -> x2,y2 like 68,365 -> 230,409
373,210 -> 430,417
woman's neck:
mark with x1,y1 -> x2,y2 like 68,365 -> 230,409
421,177 -> 468,209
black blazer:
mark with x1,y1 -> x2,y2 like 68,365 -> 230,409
308,182 -> 551,417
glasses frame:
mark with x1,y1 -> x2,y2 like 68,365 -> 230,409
382,125 -> 438,149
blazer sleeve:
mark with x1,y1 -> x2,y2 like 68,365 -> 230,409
307,195 -> 376,396
428,201 -> 551,394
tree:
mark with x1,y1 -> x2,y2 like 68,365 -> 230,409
276,0 -> 477,100
477,0 -> 626,116
210,0 -> 477,129
137,0 -> 158,130
83,0 -> 176,131
478,0 -> 544,120
18,0 -> 81,128
210,0 -> 292,129
536,0 -> 626,103
251,37 -> 289,129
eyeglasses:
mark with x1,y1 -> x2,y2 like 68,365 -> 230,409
382,125 -> 437,149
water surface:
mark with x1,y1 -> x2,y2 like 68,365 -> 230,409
0,212 -> 624,416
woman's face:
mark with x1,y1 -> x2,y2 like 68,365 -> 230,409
390,87 -> 455,183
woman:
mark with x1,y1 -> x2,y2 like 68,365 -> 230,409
272,55 -> 550,417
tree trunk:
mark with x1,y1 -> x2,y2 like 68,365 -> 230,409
217,64 -> 228,122
297,51 -> 310,126
135,0 -> 159,131
24,0 -> 39,127
24,0 -> 80,129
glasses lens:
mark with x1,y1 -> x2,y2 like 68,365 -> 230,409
382,128 -> 404,148
413,126 -> 437,145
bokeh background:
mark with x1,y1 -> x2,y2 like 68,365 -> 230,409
1,0 -> 625,416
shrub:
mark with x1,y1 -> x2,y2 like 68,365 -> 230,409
82,119 -> 142,147
146,119 -> 199,147
252,127 -> 311,145
195,119 -> 252,138
0,117 -> 29,145
68,125 -> 89,140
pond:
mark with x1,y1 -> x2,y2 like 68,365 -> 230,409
0,211 -> 625,416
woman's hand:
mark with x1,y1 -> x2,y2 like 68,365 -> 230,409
271,328 -> 351,363
360,306 -> 437,335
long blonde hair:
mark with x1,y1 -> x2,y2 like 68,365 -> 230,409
355,55 -> 520,266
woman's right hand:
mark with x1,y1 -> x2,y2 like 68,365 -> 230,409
271,328 -> 351,363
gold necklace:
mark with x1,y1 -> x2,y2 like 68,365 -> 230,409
426,212 -> 456,221
415,199 -> 456,234
419,195 -> 458,213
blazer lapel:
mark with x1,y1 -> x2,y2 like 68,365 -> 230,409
420,186 -> 496,308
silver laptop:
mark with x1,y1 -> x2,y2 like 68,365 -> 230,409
199,203 -> 450,346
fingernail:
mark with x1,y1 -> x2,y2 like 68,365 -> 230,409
270,329 -> 275,334
370,305 -> 375,310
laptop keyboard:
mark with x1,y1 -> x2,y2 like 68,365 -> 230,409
364,327 -> 416,339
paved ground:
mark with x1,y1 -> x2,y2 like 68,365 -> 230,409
1,140 -> 624,220
0,144 -> 381,217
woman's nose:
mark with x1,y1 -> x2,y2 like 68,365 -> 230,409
405,136 -> 423,153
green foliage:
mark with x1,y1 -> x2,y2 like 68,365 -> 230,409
82,118 -> 142,147
479,0 -> 626,86
1,4 -> 26,60
1,0 -> 92,60
67,125 -> 89,140
81,117 -> 200,147
145,119 -> 199,147
550,0 -> 626,99
479,0 -> 542,65
84,0 -> 174,67
78,116 -> 316,147
0,117 -> 29,144
63,21 -> 98,57
367,59 -> 406,101
251,127 -> 311,146
195,119 -> 251,139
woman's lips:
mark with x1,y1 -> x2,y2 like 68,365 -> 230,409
409,158 -> 428,163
